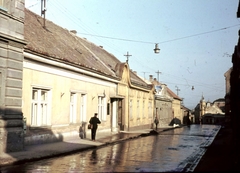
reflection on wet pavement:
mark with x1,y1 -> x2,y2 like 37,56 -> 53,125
98,133 -> 139,143
1,124 -> 220,172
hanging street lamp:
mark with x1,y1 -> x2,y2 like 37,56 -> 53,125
154,43 -> 160,54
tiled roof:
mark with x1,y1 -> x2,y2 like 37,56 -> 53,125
24,9 -> 117,77
181,105 -> 191,111
24,8 -> 149,88
136,75 -> 180,98
166,87 -> 182,101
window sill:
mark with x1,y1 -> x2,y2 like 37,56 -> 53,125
0,7 -> 8,12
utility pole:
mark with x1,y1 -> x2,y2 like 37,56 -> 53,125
175,86 -> 180,96
41,0 -> 46,28
156,70 -> 161,82
124,52 -> 132,64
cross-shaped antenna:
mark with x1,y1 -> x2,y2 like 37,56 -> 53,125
41,0 -> 46,28
156,70 -> 161,82
175,86 -> 180,96
124,52 -> 132,64
142,72 -> 149,80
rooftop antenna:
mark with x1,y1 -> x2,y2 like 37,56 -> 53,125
124,52 -> 132,64
156,70 -> 161,82
175,85 -> 180,96
142,72 -> 149,80
41,0 -> 46,28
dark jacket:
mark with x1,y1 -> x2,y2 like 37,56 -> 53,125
154,117 -> 159,124
89,117 -> 101,129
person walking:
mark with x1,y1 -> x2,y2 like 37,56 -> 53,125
89,113 -> 101,141
186,111 -> 191,127
154,116 -> 159,130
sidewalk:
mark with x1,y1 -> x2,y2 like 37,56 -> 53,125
193,126 -> 240,172
0,126 -> 174,167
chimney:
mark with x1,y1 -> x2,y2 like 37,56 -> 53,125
70,30 -> 77,34
149,75 -> 153,82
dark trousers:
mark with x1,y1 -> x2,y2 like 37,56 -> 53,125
91,128 -> 97,140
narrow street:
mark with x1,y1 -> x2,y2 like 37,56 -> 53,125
1,124 -> 220,172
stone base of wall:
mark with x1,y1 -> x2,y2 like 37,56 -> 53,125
0,127 -> 24,153
159,117 -> 173,127
24,130 -> 80,146
24,124 -> 114,146
129,123 -> 152,131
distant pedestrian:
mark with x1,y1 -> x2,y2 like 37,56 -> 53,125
89,113 -> 101,141
186,111 -> 191,127
154,116 -> 159,130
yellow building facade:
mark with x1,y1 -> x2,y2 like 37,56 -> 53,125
115,63 -> 154,131
21,9 -> 154,145
22,53 -> 121,144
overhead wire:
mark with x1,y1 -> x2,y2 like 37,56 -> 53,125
162,72 -> 223,90
50,0 -> 126,59
27,0 -> 234,95
55,1 -> 231,91
26,0 -> 41,8
76,24 -> 240,45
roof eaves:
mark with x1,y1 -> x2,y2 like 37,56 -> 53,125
24,48 -> 120,81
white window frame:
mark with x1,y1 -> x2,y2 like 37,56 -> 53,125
148,101 -> 152,118
142,100 -> 145,118
98,96 -> 106,121
31,88 -> 51,126
137,100 -> 140,118
80,94 -> 87,122
70,92 -> 77,124
0,0 -> 7,11
129,99 -> 133,119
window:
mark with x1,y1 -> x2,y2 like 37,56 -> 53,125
0,0 -> 7,11
142,100 -> 145,118
80,94 -> 86,122
31,88 -> 50,126
0,72 -> 2,115
129,99 -> 133,119
107,103 -> 110,115
137,100 -> 140,118
70,92 -> 77,123
98,96 -> 106,121
148,101 -> 152,118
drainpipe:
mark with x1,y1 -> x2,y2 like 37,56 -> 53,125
128,87 -> 130,131
156,107 -> 158,129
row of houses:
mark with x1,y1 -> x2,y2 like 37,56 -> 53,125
193,97 -> 225,125
0,1 -> 189,153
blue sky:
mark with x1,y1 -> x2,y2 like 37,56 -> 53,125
25,0 -> 240,109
